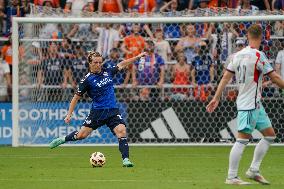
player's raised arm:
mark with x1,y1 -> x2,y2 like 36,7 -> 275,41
117,52 -> 147,71
206,70 -> 234,113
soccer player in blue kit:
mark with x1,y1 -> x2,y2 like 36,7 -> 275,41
49,51 -> 146,167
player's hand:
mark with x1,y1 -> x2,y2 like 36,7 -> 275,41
64,114 -> 72,124
206,98 -> 219,113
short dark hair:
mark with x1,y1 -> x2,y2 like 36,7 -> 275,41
247,24 -> 262,39
87,51 -> 102,63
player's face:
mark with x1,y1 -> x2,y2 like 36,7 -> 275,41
89,56 -> 103,73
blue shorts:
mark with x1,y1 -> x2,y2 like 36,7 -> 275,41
82,108 -> 126,134
237,104 -> 272,134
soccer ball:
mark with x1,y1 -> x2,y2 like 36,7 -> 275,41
89,152 -> 106,167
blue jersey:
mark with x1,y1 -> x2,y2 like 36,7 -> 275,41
76,66 -> 119,109
103,58 -> 125,85
192,54 -> 213,85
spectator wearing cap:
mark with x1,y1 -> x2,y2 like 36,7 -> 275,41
103,48 -> 125,85
222,39 -> 245,100
133,41 -> 165,101
98,0 -> 124,13
223,39 -> 245,70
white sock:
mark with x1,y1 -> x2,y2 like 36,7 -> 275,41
249,137 -> 275,172
228,139 -> 249,179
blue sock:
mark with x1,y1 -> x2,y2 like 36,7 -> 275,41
65,131 -> 79,142
118,137 -> 129,160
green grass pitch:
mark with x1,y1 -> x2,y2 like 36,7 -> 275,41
0,146 -> 283,189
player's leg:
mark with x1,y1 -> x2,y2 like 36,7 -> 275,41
246,106 -> 275,185
106,109 -> 133,167
113,123 -> 134,167
102,108 -> 133,167
226,110 -> 254,185
226,132 -> 251,185
49,126 -> 93,149
50,111 -> 97,149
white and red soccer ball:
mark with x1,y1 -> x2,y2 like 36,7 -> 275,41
89,152 -> 106,167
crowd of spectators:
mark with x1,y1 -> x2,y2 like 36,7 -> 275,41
0,0 -> 284,102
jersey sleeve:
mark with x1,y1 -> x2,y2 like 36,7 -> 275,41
226,58 -> 235,73
259,52 -> 274,75
76,75 -> 89,96
106,65 -> 119,76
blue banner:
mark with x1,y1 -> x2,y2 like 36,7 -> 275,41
0,102 -> 127,145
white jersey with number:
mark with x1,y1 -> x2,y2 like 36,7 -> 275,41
227,46 -> 274,110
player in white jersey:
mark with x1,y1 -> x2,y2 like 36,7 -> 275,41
207,24 -> 284,185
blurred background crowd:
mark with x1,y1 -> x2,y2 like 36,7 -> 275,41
0,0 -> 284,102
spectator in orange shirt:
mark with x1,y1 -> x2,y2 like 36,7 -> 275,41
121,23 -> 146,86
128,0 -> 156,13
171,53 -> 191,100
1,36 -> 12,74
98,0 -> 124,13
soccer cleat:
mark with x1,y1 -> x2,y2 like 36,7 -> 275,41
225,177 -> 251,185
122,158 -> 134,167
49,137 -> 65,149
246,169 -> 270,185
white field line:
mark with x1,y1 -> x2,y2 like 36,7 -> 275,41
0,178 -> 194,183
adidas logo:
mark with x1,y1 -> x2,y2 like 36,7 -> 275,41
140,107 -> 189,139
219,118 -> 262,140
